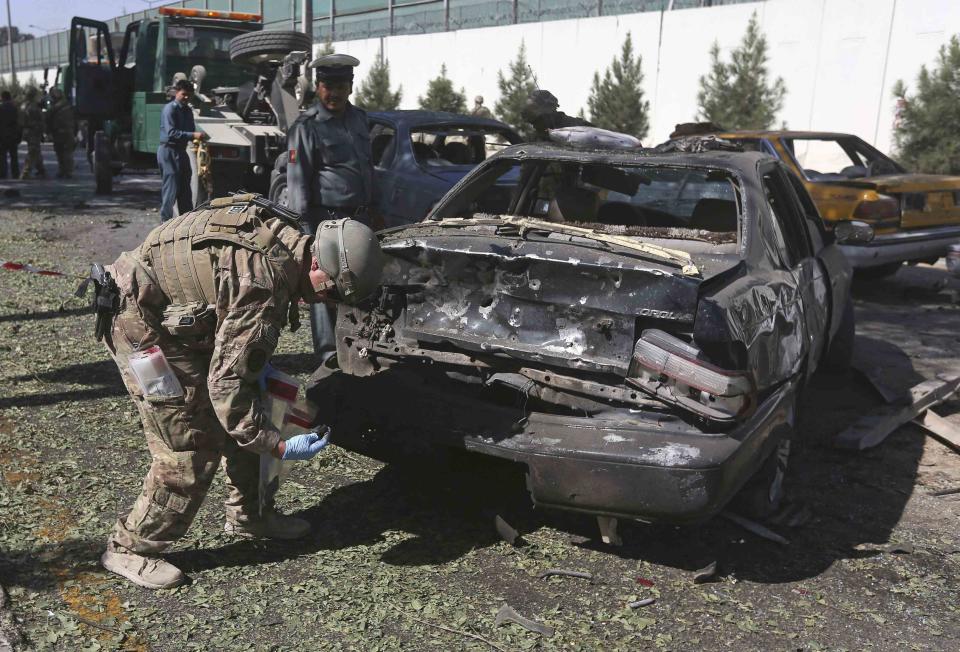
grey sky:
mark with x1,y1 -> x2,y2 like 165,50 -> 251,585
10,1 -> 173,38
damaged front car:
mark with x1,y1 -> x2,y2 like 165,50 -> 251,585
308,142 -> 857,524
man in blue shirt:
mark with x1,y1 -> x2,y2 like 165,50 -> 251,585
158,79 -> 206,221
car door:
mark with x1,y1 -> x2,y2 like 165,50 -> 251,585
785,168 -> 853,345
759,162 -> 832,378
67,17 -> 119,120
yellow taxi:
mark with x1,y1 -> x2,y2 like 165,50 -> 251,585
718,130 -> 960,275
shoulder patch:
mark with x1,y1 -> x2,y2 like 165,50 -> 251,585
289,149 -> 297,164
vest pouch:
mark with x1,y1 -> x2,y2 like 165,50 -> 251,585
128,346 -> 184,400
161,303 -> 216,337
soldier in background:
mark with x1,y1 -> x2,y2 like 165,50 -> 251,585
46,88 -> 76,179
471,95 -> 493,119
19,87 -> 46,180
521,89 -> 591,141
0,90 -> 21,179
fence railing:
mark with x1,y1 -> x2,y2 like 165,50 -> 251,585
1,0 -> 754,78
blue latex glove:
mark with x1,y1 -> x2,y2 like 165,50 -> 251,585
281,431 -> 330,461
257,362 -> 276,392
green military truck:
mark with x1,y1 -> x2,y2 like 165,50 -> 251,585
67,7 -> 312,201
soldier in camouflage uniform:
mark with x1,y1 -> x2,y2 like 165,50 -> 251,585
46,88 -> 76,179
19,87 -> 45,179
98,194 -> 384,589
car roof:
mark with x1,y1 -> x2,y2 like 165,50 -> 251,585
491,142 -> 775,174
719,130 -> 861,139
367,110 -> 512,130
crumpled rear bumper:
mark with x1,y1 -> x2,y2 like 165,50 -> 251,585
310,369 -> 796,524
841,225 -> 960,268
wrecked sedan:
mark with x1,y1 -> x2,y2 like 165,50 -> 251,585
719,130 -> 960,276
311,143 -> 858,523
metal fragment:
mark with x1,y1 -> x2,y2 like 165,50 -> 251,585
494,515 -> 520,546
538,569 -> 593,581
494,604 -> 555,637
835,375 -> 960,450
722,511 -> 790,546
693,560 -> 718,584
628,598 -> 656,609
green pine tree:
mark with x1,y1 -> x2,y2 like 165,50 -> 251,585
586,33 -> 650,139
495,41 -> 538,140
353,47 -> 402,111
697,12 -> 786,130
892,36 -> 960,174
418,64 -> 467,113
317,39 -> 334,56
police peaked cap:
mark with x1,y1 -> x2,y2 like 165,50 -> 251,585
309,54 -> 360,82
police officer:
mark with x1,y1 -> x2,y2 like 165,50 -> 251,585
19,87 -> 46,180
521,89 -> 591,141
46,87 -> 76,179
97,195 -> 385,589
286,53 -> 375,356
158,79 -> 206,221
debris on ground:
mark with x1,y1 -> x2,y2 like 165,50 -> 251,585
767,502 -> 813,528
596,516 -> 622,546
494,603 -> 555,637
538,569 -> 593,581
721,511 -> 791,546
913,409 -> 960,454
853,542 -> 915,554
0,584 -> 22,652
628,598 -> 656,609
835,375 -> 960,449
494,514 -> 521,546
693,561 -> 719,584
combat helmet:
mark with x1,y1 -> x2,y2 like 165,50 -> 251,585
312,219 -> 385,304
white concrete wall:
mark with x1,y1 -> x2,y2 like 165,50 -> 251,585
330,0 -> 960,154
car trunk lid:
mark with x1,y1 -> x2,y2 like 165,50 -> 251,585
363,221 -> 718,377
869,174 -> 960,230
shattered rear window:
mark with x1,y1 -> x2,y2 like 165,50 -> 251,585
437,159 -> 740,240
410,126 -> 517,166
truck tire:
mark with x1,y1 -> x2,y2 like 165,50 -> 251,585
229,31 -> 312,66
269,173 -> 289,208
93,131 -> 113,195
821,297 -> 854,374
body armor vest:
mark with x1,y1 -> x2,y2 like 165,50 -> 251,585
140,195 -> 303,310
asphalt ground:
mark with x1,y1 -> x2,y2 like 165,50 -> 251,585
0,144 -> 959,651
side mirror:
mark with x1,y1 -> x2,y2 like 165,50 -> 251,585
834,220 -> 875,244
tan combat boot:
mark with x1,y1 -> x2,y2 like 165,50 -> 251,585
101,547 -> 186,590
224,510 -> 311,540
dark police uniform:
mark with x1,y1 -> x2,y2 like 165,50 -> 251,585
158,99 -> 198,221
285,54 -> 375,356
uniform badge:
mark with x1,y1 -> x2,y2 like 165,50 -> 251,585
289,149 -> 297,164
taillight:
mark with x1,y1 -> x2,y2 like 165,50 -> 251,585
852,194 -> 900,221
626,329 -> 756,422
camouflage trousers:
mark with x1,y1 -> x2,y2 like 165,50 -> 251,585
105,310 -> 269,555
53,137 -> 75,177
19,132 -> 44,178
